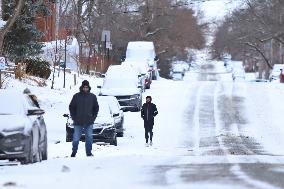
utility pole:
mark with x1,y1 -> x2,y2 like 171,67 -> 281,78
63,35 -> 67,88
51,1 -> 59,89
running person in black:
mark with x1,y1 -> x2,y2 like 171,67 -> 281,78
141,96 -> 158,146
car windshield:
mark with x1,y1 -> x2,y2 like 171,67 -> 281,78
97,101 -> 111,118
103,79 -> 137,89
126,49 -> 153,60
0,92 -> 26,115
108,100 -> 120,112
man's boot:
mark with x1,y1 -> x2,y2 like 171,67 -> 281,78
71,152 -> 76,157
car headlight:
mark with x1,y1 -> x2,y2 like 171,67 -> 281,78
131,94 -> 140,99
95,123 -> 113,128
2,133 -> 26,145
102,123 -> 113,128
1,126 -> 25,136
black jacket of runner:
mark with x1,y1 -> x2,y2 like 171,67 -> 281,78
141,102 -> 158,126
69,86 -> 99,126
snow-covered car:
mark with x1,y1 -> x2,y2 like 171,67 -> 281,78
98,66 -> 142,112
119,63 -> 146,92
121,60 -> 152,89
170,64 -> 185,80
98,96 -> 124,137
0,90 -> 47,164
269,64 -> 284,82
105,65 -> 143,92
172,61 -> 190,72
232,69 -> 246,81
65,100 -> 117,146
125,41 -> 159,80
171,72 -> 184,81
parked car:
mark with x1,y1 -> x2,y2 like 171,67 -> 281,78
280,69 -> 284,83
125,41 -> 159,80
269,64 -> 284,82
0,90 -> 47,164
232,68 -> 246,81
106,65 -> 143,91
121,60 -> 152,89
172,61 -> 190,72
170,64 -> 185,80
120,63 -> 146,92
98,65 -> 143,112
65,100 -> 117,146
171,72 -> 184,81
98,96 -> 124,137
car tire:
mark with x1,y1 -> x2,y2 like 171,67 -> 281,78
21,135 -> 34,164
33,131 -> 41,163
152,74 -> 157,80
110,135 -> 117,146
117,132 -> 124,137
42,134 -> 48,160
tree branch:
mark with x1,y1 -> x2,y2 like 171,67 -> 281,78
244,42 -> 272,69
144,28 -> 166,38
0,0 -> 25,55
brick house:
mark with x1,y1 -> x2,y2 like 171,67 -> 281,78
35,1 -> 111,73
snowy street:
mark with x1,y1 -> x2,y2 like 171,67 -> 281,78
2,0 -> 284,188
1,58 -> 284,189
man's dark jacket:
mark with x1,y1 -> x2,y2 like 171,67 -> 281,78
69,87 -> 99,126
141,102 -> 158,126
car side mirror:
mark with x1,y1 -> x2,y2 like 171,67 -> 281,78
27,109 -> 45,116
97,86 -> 102,89
138,85 -> 142,88
154,56 -> 159,61
121,55 -> 126,62
113,113 -> 119,117
63,114 -> 69,118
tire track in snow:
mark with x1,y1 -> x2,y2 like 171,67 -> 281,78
192,82 -> 203,155
214,81 -> 282,189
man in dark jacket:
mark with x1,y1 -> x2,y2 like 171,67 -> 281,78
141,96 -> 158,146
69,80 -> 99,157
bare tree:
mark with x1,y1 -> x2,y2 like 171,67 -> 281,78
212,0 -> 284,77
61,0 -> 205,77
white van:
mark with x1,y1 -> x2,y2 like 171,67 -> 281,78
98,65 -> 143,112
125,41 -> 159,80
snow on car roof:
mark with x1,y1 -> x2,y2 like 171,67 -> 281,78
97,100 -> 112,117
106,65 -> 138,79
98,96 -> 120,113
0,89 -> 29,115
127,41 -> 154,50
272,64 -> 284,71
122,61 -> 148,73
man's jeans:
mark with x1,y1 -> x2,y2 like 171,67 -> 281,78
72,125 -> 93,155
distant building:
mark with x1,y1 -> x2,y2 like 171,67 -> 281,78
34,0 -> 57,42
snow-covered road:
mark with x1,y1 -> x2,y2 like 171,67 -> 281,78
2,60 -> 284,189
